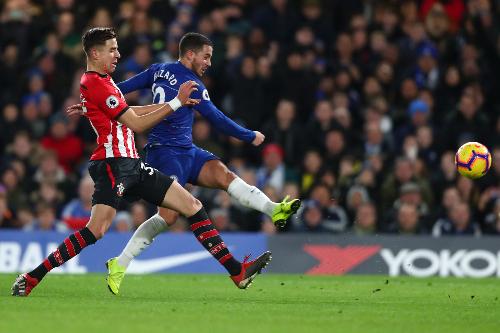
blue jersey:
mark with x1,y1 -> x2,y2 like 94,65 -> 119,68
117,61 -> 256,149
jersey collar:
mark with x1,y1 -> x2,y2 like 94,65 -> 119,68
85,70 -> 108,78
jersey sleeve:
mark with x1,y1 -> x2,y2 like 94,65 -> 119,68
192,84 -> 256,143
117,63 -> 158,94
89,78 -> 129,119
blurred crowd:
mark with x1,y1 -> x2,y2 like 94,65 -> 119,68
0,0 -> 499,237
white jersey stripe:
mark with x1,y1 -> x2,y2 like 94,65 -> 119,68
132,130 -> 139,158
88,118 -> 98,136
105,121 -> 114,158
126,127 -> 134,157
116,123 -> 128,157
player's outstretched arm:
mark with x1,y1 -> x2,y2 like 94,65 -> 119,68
119,81 -> 199,133
117,67 -> 151,94
196,100 -> 257,143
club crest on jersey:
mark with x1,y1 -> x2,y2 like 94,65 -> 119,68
106,95 -> 119,109
202,89 -> 210,101
116,182 -> 125,197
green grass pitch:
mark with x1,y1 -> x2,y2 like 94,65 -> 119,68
1,273 -> 500,333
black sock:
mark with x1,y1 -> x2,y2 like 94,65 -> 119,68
188,208 -> 241,275
28,227 -> 97,281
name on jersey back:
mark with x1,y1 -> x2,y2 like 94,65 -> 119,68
153,70 -> 177,85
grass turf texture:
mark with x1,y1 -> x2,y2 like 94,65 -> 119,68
1,274 -> 500,333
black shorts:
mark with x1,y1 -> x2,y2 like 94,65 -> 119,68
88,157 -> 174,209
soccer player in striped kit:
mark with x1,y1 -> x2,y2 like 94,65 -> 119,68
11,28 -> 271,296
68,32 -> 301,295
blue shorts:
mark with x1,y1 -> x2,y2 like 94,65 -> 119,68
144,145 -> 219,186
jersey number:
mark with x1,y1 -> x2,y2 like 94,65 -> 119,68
140,162 -> 155,176
152,84 -> 165,104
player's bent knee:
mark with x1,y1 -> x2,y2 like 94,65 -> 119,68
191,197 -> 203,212
182,196 -> 202,216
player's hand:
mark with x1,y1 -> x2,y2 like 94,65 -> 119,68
177,80 -> 200,106
66,103 -> 84,117
252,131 -> 265,146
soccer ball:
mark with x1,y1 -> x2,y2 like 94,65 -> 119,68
455,142 -> 492,179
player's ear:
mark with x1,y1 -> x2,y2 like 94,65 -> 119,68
90,47 -> 99,60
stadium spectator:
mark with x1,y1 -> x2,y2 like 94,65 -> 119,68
304,100 -> 336,152
118,42 -> 152,79
0,104 -> 28,152
129,201 -> 149,231
29,180 -> 65,214
395,98 -> 431,147
441,92 -> 490,151
293,199 -> 328,233
229,56 -> 266,129
40,113 -> 84,173
0,42 -> 21,105
386,203 -> 427,235
256,143 -> 295,194
0,185 -> 16,228
299,149 -> 323,195
383,182 -> 430,229
416,125 -> 439,169
329,122 -> 351,161
482,197 -> 500,235
351,202 -> 378,235
294,183 -> 347,233
363,119 -> 391,159
23,203 -> 66,232
1,165 -> 29,210
2,131 -> 39,176
32,149 -> 75,200
456,175 -> 480,207
60,174 -> 93,230
380,156 -> 433,212
261,99 -> 302,166
55,11 -> 81,60
16,205 -> 34,230
432,185 -> 462,225
432,201 -> 481,236
113,211 -> 133,233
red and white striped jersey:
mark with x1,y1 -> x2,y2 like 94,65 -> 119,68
80,71 -> 139,160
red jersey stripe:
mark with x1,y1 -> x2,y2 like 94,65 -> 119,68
80,72 -> 139,160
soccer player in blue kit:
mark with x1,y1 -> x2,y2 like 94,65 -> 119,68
103,32 -> 301,293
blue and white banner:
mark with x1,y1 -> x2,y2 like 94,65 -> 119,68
4,231 -> 500,277
0,231 -> 267,274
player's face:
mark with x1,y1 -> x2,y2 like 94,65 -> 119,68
191,45 -> 212,77
95,38 -> 121,74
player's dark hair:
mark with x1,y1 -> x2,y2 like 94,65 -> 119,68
82,27 -> 117,56
179,32 -> 213,57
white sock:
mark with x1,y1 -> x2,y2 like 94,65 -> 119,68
117,213 -> 168,268
227,177 -> 277,217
